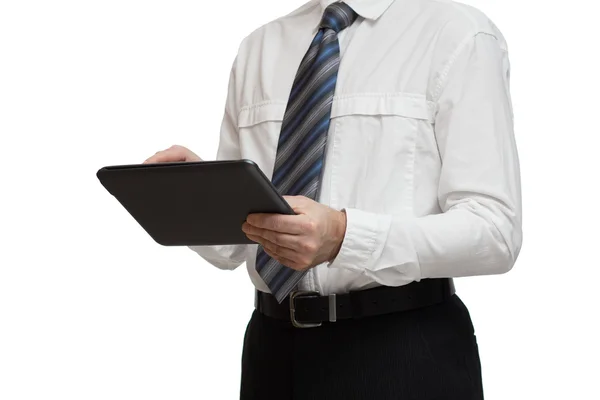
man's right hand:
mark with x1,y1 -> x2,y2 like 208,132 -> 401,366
143,145 -> 202,164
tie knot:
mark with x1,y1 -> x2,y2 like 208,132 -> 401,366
319,2 -> 358,33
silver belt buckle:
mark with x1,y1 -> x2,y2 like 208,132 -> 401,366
289,290 -> 322,328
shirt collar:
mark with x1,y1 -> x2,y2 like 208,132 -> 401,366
318,0 -> 395,21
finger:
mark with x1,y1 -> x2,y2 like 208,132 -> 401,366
245,233 -> 263,244
143,145 -> 196,164
242,223 -> 301,250
260,229 -> 302,250
260,237 -> 308,265
246,213 -> 307,234
143,148 -> 186,164
262,247 -> 305,271
245,232 -> 308,266
283,195 -> 312,212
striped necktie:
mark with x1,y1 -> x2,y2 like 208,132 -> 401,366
255,2 -> 358,303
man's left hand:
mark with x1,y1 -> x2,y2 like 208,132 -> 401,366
242,196 -> 347,271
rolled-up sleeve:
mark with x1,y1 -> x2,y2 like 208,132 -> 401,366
328,32 -> 523,283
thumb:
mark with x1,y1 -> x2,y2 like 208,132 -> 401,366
282,195 -> 310,213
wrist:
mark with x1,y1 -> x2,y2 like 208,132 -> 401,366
329,209 -> 347,262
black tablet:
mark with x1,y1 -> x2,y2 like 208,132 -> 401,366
96,159 -> 295,246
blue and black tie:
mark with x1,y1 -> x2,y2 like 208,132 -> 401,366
255,2 -> 358,303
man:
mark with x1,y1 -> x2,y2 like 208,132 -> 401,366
144,0 -> 522,398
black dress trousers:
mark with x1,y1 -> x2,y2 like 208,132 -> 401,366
240,294 -> 484,400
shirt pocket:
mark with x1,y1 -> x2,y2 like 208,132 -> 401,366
327,93 -> 434,214
237,101 -> 287,180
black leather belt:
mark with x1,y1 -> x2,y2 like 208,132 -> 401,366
255,278 -> 456,328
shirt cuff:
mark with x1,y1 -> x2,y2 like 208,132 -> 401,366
327,207 -> 392,273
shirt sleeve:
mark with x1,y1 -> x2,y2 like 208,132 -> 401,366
327,32 -> 523,284
188,55 -> 248,270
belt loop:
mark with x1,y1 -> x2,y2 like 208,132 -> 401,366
448,278 -> 456,295
328,294 -> 337,322
349,290 -> 362,318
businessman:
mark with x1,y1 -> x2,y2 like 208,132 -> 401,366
144,0 -> 522,398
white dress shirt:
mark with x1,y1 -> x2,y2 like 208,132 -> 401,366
189,0 -> 523,296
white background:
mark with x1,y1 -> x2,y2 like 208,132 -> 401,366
1,0 -> 598,399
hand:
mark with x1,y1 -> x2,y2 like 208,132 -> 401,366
242,195 -> 347,271
143,145 -> 202,163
